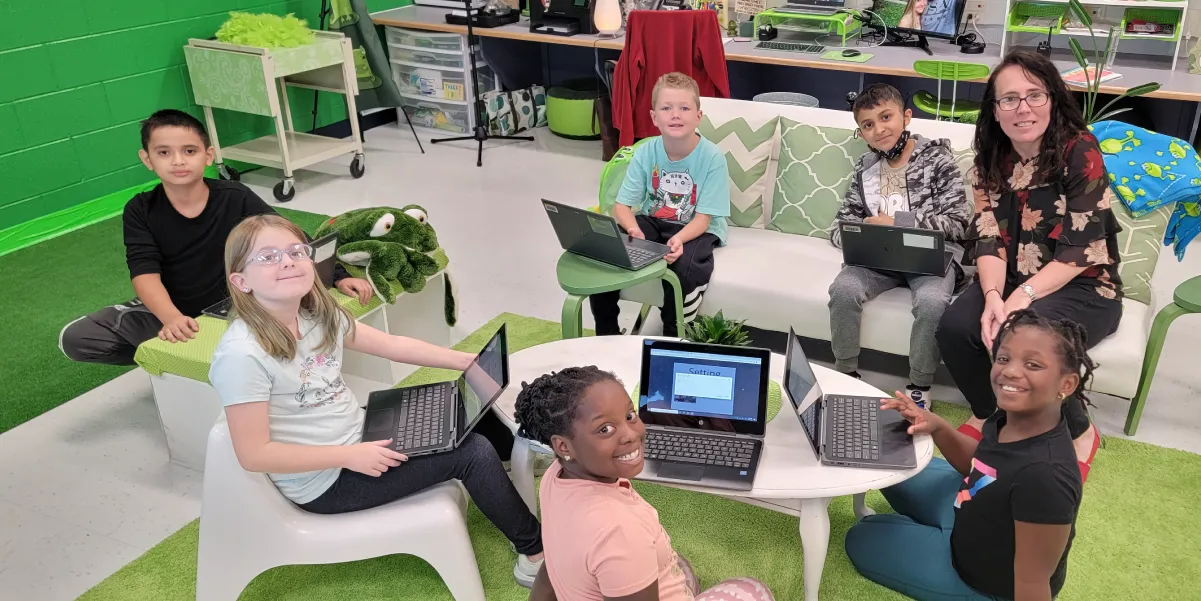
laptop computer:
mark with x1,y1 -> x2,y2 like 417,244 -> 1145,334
636,338 -> 771,491
839,221 -> 954,277
776,0 -> 845,15
783,328 -> 916,469
202,231 -> 340,320
362,324 -> 509,456
542,199 -> 670,270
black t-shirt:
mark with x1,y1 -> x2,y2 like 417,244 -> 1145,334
951,410 -> 1082,599
123,179 -> 274,318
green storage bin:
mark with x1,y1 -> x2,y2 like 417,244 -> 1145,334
1007,2 -> 1065,34
547,80 -> 601,140
1121,8 -> 1183,41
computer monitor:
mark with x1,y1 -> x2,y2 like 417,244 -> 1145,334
867,0 -> 967,52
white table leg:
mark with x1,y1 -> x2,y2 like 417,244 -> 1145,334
511,436 -> 538,516
853,492 -> 875,519
798,496 -> 832,601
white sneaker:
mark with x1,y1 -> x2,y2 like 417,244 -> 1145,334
514,553 -> 543,588
906,386 -> 932,411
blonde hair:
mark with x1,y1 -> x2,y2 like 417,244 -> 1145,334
651,72 -> 701,108
224,214 -> 354,361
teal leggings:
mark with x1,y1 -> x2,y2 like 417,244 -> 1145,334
845,459 -> 1001,601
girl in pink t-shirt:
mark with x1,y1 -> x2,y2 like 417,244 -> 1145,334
515,366 -> 774,601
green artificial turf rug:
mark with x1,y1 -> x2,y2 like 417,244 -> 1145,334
0,207 -> 330,433
76,313 -> 1201,601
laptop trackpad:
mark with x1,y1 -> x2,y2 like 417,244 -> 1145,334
365,408 -> 395,432
659,463 -> 705,481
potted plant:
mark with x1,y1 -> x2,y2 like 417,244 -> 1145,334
682,310 -> 752,347
1065,0 -> 1160,123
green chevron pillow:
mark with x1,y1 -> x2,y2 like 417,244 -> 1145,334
768,119 -> 868,238
1113,201 -> 1171,305
699,114 -> 780,229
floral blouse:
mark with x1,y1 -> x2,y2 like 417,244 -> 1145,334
968,134 -> 1124,301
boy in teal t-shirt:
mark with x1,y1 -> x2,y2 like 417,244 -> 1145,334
591,72 -> 731,337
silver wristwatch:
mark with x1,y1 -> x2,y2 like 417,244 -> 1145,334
1020,284 -> 1038,302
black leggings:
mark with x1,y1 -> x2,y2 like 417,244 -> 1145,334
300,432 -> 543,556
936,282 -> 1122,439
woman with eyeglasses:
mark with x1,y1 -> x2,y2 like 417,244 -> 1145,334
207,214 -> 545,588
936,50 -> 1120,481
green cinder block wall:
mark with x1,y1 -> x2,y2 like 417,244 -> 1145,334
0,0 -> 412,232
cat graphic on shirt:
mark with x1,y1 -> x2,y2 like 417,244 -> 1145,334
295,353 -> 348,408
649,165 -> 698,223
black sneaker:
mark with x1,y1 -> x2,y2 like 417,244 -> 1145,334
906,386 -> 932,411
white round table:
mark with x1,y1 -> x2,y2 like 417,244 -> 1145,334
492,336 -> 933,601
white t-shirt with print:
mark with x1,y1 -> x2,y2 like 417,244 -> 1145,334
209,314 -> 364,504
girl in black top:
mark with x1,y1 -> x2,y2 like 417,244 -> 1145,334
845,309 -> 1088,601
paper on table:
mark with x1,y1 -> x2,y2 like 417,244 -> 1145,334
1061,65 -> 1122,86
735,0 -> 765,14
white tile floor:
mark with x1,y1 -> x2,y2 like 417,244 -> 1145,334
2,124 -> 1198,600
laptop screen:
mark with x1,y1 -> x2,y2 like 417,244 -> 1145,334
783,330 -> 823,456
455,325 -> 509,445
638,340 -> 771,436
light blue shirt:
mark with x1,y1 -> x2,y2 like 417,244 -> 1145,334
209,314 -> 362,505
616,135 -> 730,245
921,0 -> 959,36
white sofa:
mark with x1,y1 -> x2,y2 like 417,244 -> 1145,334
603,97 -> 1169,402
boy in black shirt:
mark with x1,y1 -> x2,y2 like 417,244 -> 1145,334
60,110 -> 372,365
845,309 -> 1086,601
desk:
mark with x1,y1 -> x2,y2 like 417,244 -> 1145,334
372,6 -> 1201,102
491,335 -> 934,601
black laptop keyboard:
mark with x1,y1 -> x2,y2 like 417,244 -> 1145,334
645,432 -> 755,468
828,396 -> 880,461
627,246 -> 660,266
397,385 -> 448,450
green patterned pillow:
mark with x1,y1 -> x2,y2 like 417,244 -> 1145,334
1113,200 -> 1171,305
768,119 -> 867,238
699,114 -> 780,229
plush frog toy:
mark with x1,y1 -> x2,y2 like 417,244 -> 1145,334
315,205 -> 444,304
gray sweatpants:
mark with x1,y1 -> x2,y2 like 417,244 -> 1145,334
828,266 -> 954,387
59,299 -> 162,366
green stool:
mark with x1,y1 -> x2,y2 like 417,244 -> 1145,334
557,253 -> 684,339
1124,275 -> 1201,435
912,61 -> 991,123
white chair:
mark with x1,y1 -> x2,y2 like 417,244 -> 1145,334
196,420 -> 486,601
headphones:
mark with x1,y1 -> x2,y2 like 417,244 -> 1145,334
955,32 -> 985,54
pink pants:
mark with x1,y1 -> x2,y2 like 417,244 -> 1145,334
680,557 -> 775,601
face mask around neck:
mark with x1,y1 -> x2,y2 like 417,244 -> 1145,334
872,130 -> 911,161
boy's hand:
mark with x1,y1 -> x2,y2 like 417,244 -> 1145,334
336,277 -> 374,305
626,227 -> 645,240
865,214 -> 895,226
159,314 -> 199,343
664,235 -> 684,264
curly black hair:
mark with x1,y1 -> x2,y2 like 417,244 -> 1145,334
973,50 -> 1088,193
514,366 -> 622,447
992,309 -> 1097,404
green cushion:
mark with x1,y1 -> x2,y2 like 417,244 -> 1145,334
768,119 -> 867,238
699,114 -> 780,228
598,138 -> 652,216
1113,201 -> 1172,305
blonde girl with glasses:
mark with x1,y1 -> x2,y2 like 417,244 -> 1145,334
207,214 -> 545,587
935,50 -> 1120,482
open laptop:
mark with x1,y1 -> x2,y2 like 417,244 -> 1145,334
542,199 -> 670,270
776,0 -> 846,15
636,339 -> 771,491
783,328 -> 916,469
362,325 -> 509,456
202,231 -> 340,320
839,221 -> 954,277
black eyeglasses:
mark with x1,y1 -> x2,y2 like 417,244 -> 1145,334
995,91 -> 1050,111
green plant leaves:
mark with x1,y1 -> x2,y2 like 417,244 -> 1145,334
1068,0 -> 1093,28
682,310 -> 752,347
